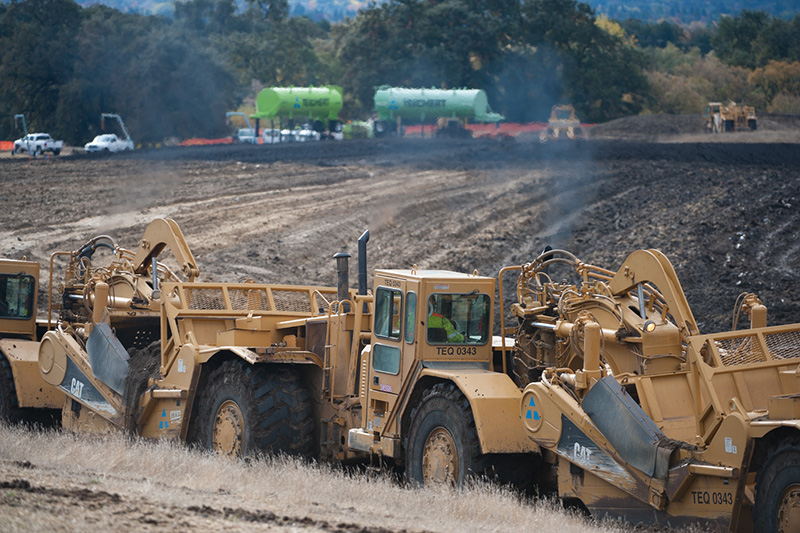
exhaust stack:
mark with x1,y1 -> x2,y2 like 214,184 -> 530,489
358,230 -> 369,296
333,252 -> 351,306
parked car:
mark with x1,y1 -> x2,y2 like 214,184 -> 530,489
12,133 -> 63,156
261,129 -> 281,144
84,134 -> 134,152
294,124 -> 321,142
232,128 -> 258,144
280,129 -> 296,142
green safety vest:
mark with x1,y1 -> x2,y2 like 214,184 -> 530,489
429,312 -> 464,342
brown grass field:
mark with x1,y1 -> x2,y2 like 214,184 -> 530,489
0,423 -> 650,533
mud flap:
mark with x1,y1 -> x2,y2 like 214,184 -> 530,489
583,376 -> 672,479
87,323 -> 130,395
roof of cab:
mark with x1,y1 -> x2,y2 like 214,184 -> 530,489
374,269 -> 494,282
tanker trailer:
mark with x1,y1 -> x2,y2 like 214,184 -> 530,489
251,86 -> 343,140
373,86 -> 504,137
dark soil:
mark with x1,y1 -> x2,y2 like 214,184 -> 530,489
2,115 -> 799,334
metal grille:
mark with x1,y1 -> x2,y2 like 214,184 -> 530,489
228,288 -> 270,311
716,335 -> 766,366
272,290 -> 313,313
765,329 -> 800,360
178,286 -> 338,314
185,288 -> 226,310
716,329 -> 800,367
360,354 -> 369,401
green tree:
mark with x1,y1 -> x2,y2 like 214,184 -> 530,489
620,20 -> 682,49
59,5 -> 238,144
219,17 -> 334,89
336,0 -> 520,116
173,0 -> 240,34
245,0 -> 289,23
0,0 -> 82,140
518,0 -> 648,122
713,11 -> 769,68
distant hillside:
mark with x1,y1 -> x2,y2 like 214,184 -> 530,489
73,0 -> 800,23
74,0 -> 370,19
584,0 -> 799,24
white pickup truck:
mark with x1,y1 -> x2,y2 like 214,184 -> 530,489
12,133 -> 63,156
84,133 -> 134,152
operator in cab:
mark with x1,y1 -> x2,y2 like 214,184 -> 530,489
427,298 -> 465,343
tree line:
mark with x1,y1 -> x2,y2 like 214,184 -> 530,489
1,0 -> 798,145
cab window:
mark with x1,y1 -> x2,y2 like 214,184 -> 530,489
426,292 -> 490,345
374,286 -> 402,340
404,291 -> 416,344
0,273 -> 35,320
373,343 -> 400,375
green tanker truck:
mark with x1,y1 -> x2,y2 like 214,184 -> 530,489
373,86 -> 504,137
250,86 -> 343,140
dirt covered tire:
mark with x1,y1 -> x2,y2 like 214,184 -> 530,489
405,382 -> 482,487
754,438 -> 800,532
188,360 -> 313,459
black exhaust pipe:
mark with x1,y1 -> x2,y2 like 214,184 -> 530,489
358,230 -> 369,313
333,252 -> 351,310
358,230 -> 369,296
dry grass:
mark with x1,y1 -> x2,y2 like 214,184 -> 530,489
0,423 -> 633,532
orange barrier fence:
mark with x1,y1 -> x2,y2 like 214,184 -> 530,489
180,137 -> 233,146
0,141 -> 13,150
404,122 -> 594,138
160,122 -> 601,148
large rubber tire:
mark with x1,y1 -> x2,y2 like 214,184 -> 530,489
754,438 -> 800,532
187,360 -> 313,459
405,382 -> 482,487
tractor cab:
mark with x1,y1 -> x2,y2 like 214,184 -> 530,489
0,259 -> 39,340
349,267 -> 501,457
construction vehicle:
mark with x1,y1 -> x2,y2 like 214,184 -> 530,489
0,259 -> 64,423
0,219 -> 536,486
4,220 -> 798,530
704,102 -> 757,133
502,248 -> 800,530
434,118 -> 473,139
539,104 -> 584,142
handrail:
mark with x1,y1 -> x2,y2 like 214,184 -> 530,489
48,251 -> 73,331
497,264 -> 523,375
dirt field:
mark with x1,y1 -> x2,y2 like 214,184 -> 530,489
3,114 -> 799,331
1,113 -> 799,530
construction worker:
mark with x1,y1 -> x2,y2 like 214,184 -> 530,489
428,299 -> 465,343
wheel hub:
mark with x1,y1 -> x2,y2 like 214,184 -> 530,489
778,483 -> 800,533
212,400 -> 244,457
422,427 -> 458,485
